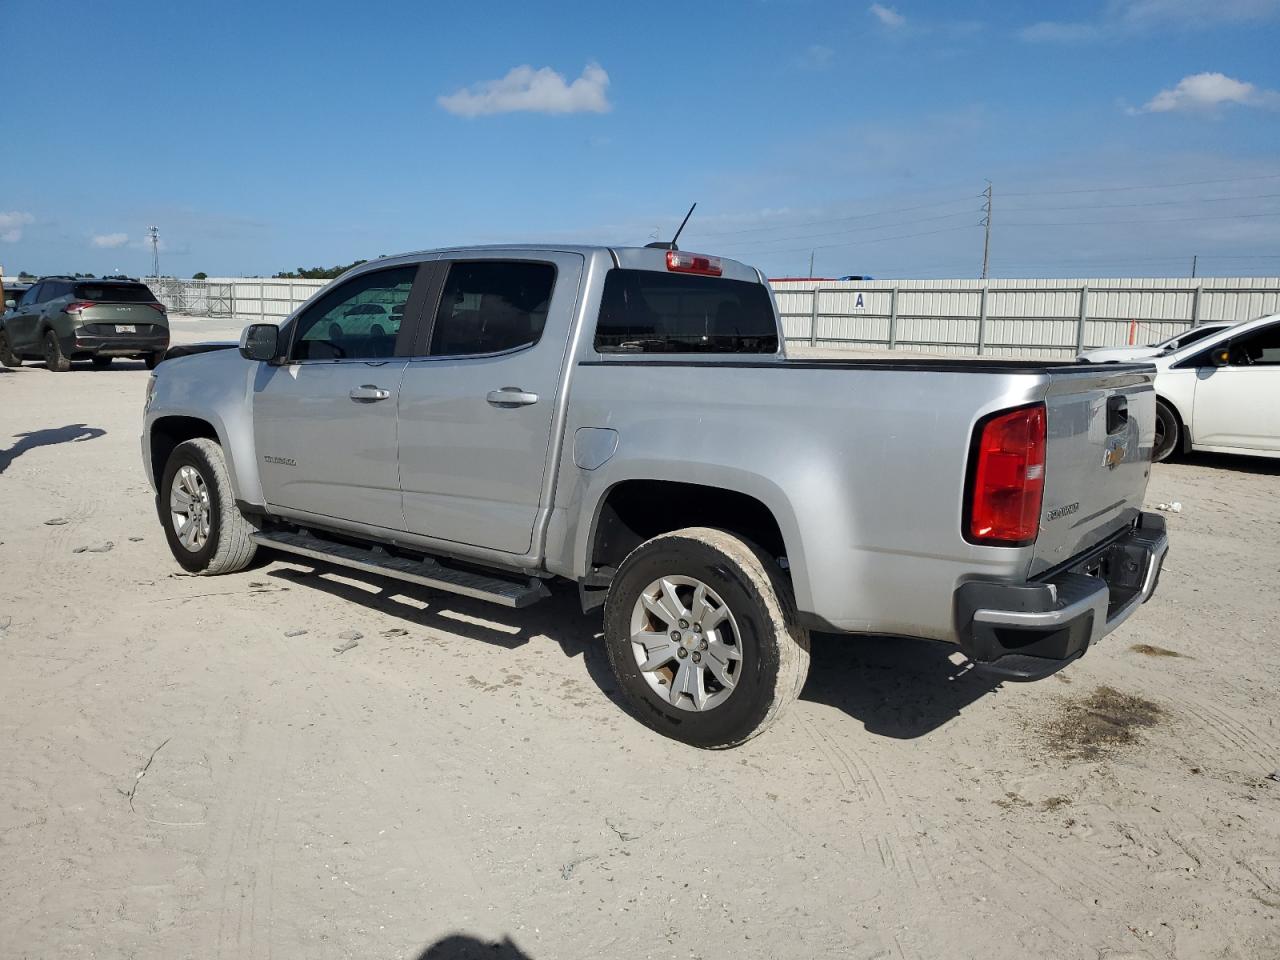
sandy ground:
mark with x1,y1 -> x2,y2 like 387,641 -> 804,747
1,316 -> 1278,960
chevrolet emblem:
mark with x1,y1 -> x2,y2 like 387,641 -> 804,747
1102,439 -> 1127,470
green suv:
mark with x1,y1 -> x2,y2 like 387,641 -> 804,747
0,276 -> 170,371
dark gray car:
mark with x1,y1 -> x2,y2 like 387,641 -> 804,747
0,277 -> 170,371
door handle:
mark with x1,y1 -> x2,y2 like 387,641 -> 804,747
349,384 -> 391,402
486,387 -> 539,407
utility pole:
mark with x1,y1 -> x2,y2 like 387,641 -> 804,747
808,250 -> 815,278
980,180 -> 993,280
147,225 -> 160,281
1190,254 -> 1197,278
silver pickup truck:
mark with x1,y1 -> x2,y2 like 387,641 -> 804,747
142,245 -> 1169,747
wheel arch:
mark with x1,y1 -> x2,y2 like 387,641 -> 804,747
577,474 -> 809,607
148,416 -> 227,493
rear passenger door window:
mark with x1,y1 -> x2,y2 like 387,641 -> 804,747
291,266 -> 418,361
427,261 -> 556,357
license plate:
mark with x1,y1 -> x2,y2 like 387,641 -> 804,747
115,324 -> 136,333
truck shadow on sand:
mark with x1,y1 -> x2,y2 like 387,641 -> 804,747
267,562 -> 1001,740
412,933 -> 532,959
0,423 -> 106,475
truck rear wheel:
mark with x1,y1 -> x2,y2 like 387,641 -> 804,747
603,527 -> 810,748
159,438 -> 258,575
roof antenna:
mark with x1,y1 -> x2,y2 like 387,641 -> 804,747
645,202 -> 697,251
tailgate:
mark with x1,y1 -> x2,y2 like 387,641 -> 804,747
1031,366 -> 1156,577
80,302 -> 168,329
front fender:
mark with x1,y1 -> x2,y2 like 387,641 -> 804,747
143,349 -> 264,505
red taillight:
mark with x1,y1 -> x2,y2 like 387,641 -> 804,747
967,404 -> 1046,546
149,301 -> 167,314
666,250 -> 722,276
65,301 -> 95,314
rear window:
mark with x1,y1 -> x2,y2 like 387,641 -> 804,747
74,283 -> 156,303
594,269 -> 779,354
1168,326 -> 1222,349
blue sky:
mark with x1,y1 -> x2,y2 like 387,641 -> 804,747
4,0 -> 1279,279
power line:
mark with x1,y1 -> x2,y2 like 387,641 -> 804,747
710,209 -> 980,249
746,222 -> 979,257
688,195 -> 977,239
682,174 -> 1280,246
1002,172 -> 1280,198
1001,211 -> 1280,228
1004,191 -> 1280,213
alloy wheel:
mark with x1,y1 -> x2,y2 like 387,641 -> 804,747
629,575 -> 743,712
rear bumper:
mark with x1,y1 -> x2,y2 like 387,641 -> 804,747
955,512 -> 1169,680
67,331 -> 169,358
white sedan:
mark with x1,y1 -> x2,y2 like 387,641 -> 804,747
1131,313 -> 1280,461
1078,321 -> 1235,363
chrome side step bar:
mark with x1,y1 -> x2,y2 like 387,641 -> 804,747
251,529 -> 551,609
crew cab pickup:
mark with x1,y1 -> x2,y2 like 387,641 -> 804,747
142,245 -> 1169,747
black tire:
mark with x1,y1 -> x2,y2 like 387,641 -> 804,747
1153,399 -> 1180,463
603,527 -> 810,749
144,352 -> 163,370
159,438 -> 259,575
0,330 -> 20,367
43,329 -> 71,372
91,356 -> 113,369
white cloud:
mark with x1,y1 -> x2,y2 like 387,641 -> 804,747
801,44 -> 834,68
1021,0 -> 1278,40
0,211 -> 34,243
1137,72 -> 1280,112
438,62 -> 611,117
869,3 -> 905,27
91,232 -> 130,248
1120,0 -> 1280,27
1019,20 -> 1101,41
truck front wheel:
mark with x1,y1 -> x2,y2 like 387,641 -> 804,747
159,438 -> 258,575
603,527 -> 810,748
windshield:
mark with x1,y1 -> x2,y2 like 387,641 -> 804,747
594,269 -> 779,354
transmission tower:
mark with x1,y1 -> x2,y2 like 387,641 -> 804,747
147,225 -> 160,281
980,181 -> 993,280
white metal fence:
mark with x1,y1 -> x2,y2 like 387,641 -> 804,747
771,277 -> 1280,357
153,275 -> 1280,357
151,277 -> 328,322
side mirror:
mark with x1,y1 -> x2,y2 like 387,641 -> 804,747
1209,344 -> 1232,367
239,323 -> 281,363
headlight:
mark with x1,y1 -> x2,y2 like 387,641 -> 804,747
144,374 -> 158,409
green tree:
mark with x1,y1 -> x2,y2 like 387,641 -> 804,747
273,259 -> 368,280
193,271 -> 208,280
